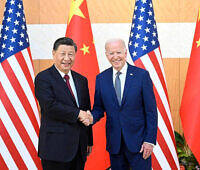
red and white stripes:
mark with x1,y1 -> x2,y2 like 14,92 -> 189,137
0,48 -> 42,169
134,48 -> 180,169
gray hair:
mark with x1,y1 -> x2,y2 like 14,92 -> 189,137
105,38 -> 126,51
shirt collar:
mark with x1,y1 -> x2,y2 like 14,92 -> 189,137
54,64 -> 72,79
113,62 -> 128,76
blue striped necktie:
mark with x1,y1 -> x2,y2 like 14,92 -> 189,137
115,71 -> 121,105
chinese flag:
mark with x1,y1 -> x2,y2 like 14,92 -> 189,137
66,0 -> 110,169
180,8 -> 200,164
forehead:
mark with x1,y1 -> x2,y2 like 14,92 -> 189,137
56,45 -> 75,52
106,41 -> 125,51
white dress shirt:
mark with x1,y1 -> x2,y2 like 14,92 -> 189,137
55,66 -> 79,107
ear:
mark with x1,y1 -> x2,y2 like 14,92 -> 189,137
52,50 -> 55,55
52,50 -> 55,59
105,51 -> 107,57
125,49 -> 127,57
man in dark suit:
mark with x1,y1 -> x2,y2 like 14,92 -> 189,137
35,37 -> 93,170
87,38 -> 158,170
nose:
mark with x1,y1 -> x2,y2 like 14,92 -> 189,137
63,54 -> 70,60
112,52 -> 118,58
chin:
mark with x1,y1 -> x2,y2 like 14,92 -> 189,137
63,66 -> 70,70
60,68 -> 69,73
113,65 -> 121,69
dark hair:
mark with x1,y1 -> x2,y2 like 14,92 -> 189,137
53,37 -> 77,52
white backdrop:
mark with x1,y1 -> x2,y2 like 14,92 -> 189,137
27,23 -> 195,71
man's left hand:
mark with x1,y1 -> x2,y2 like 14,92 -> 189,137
139,142 -> 153,159
87,146 -> 92,156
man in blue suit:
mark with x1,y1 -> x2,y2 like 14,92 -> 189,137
35,37 -> 93,170
87,38 -> 158,170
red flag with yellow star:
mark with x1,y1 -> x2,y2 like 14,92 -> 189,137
66,0 -> 110,169
180,8 -> 200,164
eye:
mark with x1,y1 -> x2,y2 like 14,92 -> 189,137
60,52 -> 65,56
117,51 -> 122,54
68,53 -> 74,56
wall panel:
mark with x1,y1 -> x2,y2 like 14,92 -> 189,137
1,0 -> 200,24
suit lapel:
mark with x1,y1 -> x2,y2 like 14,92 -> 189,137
121,64 -> 136,106
105,68 -> 120,107
71,71 -> 82,107
51,65 -> 77,105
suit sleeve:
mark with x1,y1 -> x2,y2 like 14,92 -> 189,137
92,75 -> 105,124
35,73 -> 79,123
142,71 -> 158,145
84,78 -> 93,146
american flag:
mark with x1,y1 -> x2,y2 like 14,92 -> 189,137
0,0 -> 42,169
129,0 -> 180,169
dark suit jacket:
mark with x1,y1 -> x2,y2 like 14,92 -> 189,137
92,63 -> 157,154
35,65 -> 93,162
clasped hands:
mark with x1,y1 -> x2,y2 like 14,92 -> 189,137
78,110 -> 93,126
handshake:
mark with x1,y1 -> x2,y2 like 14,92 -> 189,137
78,110 -> 93,126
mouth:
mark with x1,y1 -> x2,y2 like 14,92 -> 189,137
112,59 -> 121,64
62,62 -> 71,67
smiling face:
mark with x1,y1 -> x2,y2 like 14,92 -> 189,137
53,44 -> 76,74
105,39 -> 127,71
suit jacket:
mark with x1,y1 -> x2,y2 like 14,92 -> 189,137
92,63 -> 157,154
35,65 -> 93,162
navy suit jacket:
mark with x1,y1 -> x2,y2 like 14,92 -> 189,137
35,65 -> 93,162
92,63 -> 157,154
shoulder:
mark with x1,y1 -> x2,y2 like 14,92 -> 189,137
71,70 -> 87,81
128,63 -> 146,72
128,63 -> 149,76
34,66 -> 55,87
96,67 -> 112,79
35,66 -> 53,80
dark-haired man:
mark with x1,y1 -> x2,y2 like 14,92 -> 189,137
35,37 -> 93,170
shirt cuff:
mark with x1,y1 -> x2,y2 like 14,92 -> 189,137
144,142 -> 155,147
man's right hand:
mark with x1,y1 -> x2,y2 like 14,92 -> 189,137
87,110 -> 93,124
78,110 -> 93,126
78,110 -> 90,126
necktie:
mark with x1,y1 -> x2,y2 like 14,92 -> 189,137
64,75 -> 75,99
115,71 -> 121,105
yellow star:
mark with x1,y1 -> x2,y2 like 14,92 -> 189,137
196,38 -> 200,48
80,44 -> 90,55
68,0 -> 85,24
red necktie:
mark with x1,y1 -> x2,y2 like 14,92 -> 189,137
64,75 -> 75,99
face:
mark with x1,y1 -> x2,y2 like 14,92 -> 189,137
105,40 -> 127,71
53,45 -> 76,74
